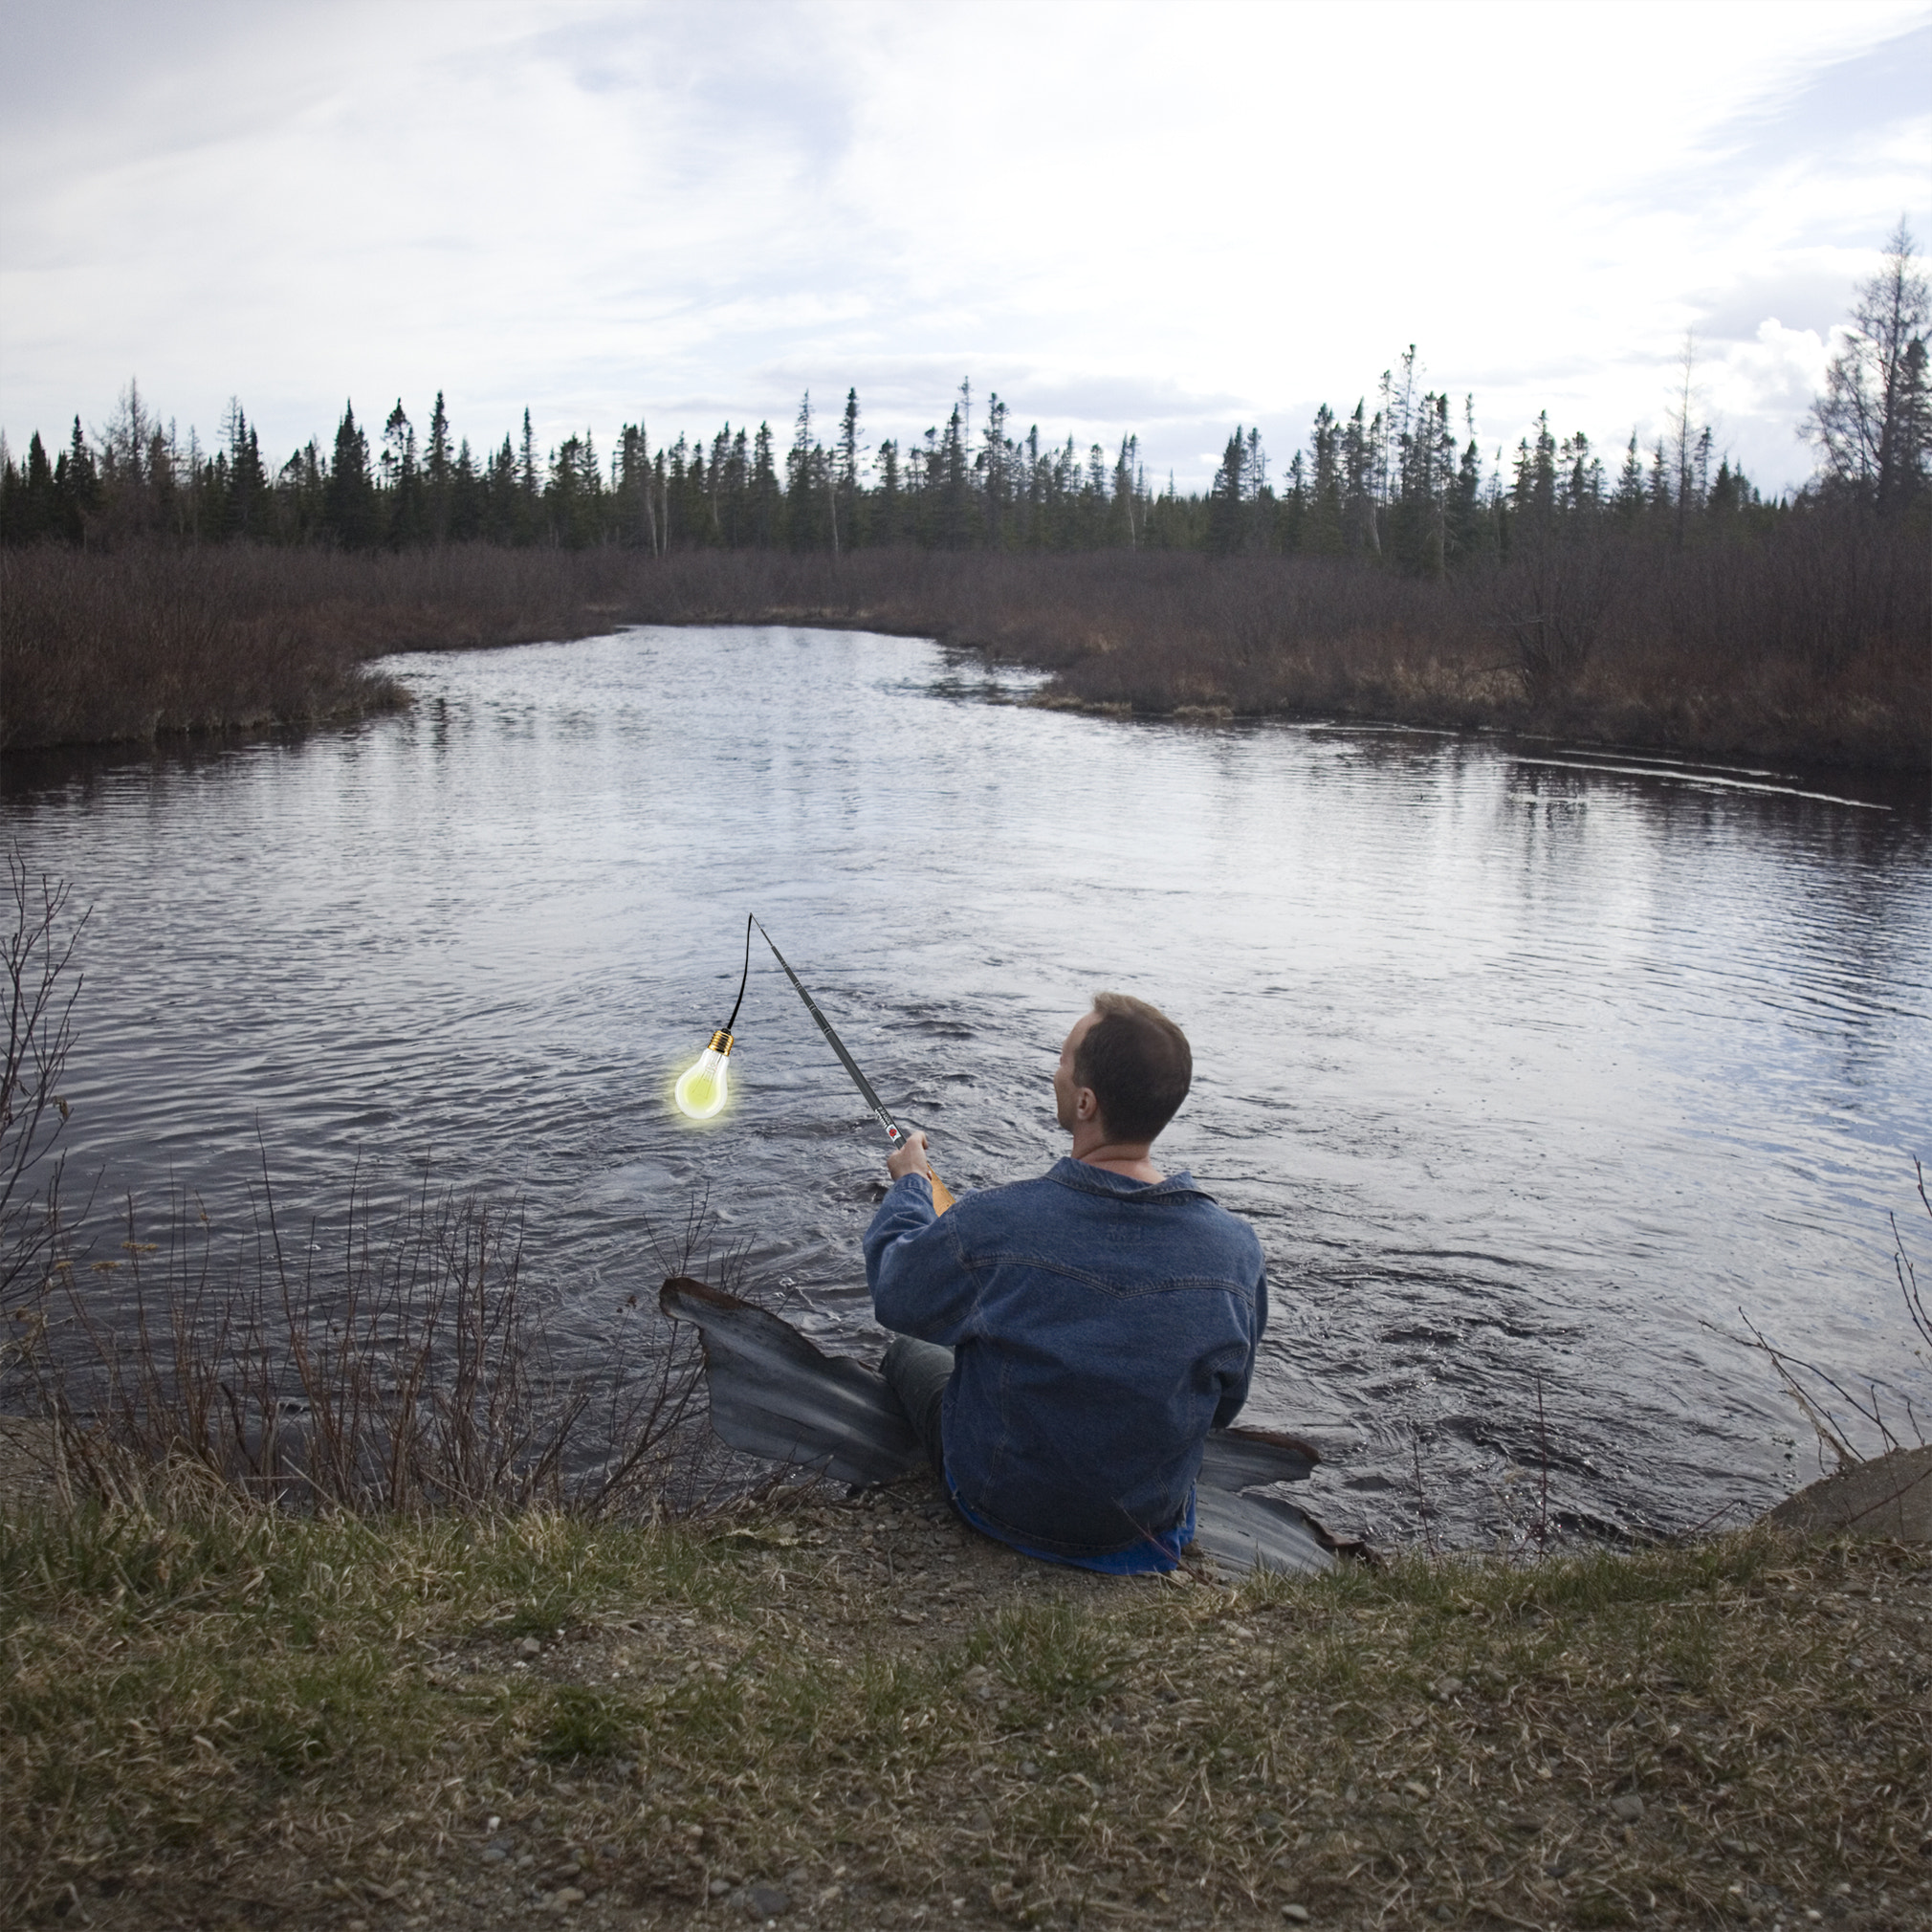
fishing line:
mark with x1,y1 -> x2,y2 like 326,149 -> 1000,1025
723,912 -> 752,1033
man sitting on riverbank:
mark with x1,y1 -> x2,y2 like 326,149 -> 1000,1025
863,992 -> 1266,1572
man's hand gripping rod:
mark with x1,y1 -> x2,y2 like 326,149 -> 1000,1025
755,920 -> 956,1215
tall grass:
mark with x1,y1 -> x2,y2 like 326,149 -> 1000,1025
13,1172 -> 713,1518
0,850 -> 81,1316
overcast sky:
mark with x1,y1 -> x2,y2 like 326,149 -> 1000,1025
3,0 -> 1927,496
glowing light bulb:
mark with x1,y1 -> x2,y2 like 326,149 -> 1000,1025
674,1029 -> 735,1119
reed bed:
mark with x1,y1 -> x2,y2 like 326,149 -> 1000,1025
5,527 -> 1927,768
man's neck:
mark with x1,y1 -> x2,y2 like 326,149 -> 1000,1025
1067,1124 -> 1164,1184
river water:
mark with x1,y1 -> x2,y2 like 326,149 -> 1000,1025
5,626 -> 1928,1547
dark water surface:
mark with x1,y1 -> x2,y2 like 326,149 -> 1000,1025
6,626 -> 1929,1546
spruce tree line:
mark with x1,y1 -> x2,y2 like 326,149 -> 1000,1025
5,228 -> 1926,564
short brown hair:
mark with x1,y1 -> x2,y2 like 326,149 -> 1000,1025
1073,992 -> 1193,1145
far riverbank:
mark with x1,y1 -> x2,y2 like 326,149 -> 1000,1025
3,539 -> 1926,770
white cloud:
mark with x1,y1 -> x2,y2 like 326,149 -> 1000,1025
1,0 -> 1926,496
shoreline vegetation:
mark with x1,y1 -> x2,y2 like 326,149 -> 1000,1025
2,539 -> 1928,771
5,229 -> 1928,769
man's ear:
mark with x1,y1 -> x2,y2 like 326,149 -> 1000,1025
1075,1085 -> 1099,1122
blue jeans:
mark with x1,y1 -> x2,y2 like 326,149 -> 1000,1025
882,1334 -> 953,1477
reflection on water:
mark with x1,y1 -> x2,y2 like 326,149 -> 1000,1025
5,626 -> 1929,1545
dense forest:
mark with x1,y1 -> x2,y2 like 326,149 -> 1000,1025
0,362 -> 1789,568
6,225 -> 1929,565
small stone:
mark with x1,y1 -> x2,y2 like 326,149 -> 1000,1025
1611,1792 -> 1644,1823
709,1879 -> 732,1897
1283,1907 -> 1311,1924
519,1636 -> 541,1658
1255,1810 -> 1284,1832
1433,1677 -> 1463,1701
481,1847 -> 507,1864
558,1888 -> 585,1905
970,1809 -> 993,1832
1020,1762 -> 1040,1778
740,1882 -> 790,1917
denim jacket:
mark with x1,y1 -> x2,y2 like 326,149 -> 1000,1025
864,1158 -> 1266,1561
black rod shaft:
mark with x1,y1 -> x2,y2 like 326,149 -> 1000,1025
754,920 -> 909,1147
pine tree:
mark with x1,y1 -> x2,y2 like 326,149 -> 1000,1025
748,423 -> 778,547
55,417 -> 99,543
836,388 -> 862,550
1614,433 -> 1646,522
981,395 -> 1014,550
222,401 -> 268,538
1340,403 -> 1379,556
1446,436 -> 1486,563
1111,431 -> 1140,547
935,405 -> 972,548
1205,430 -> 1249,557
380,402 -> 423,546
874,438 -> 901,545
5,431 -> 59,543
427,391 -> 451,540
447,438 -> 480,541
784,393 -> 823,550
517,409 -> 539,539
1511,413 -> 1557,538
1810,218 -> 1932,513
1276,450 -> 1307,554
324,402 -> 379,548
1557,430 -> 1602,518
1304,406 -> 1344,556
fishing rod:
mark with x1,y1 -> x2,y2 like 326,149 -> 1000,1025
755,919 -> 956,1216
